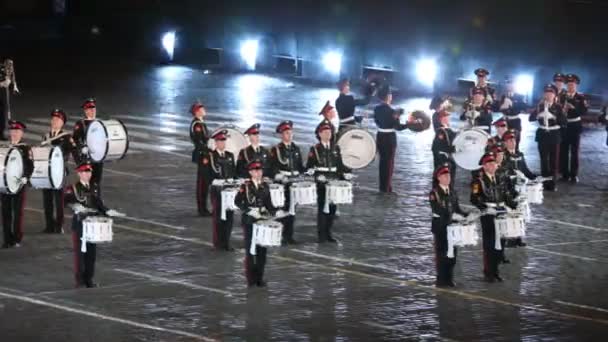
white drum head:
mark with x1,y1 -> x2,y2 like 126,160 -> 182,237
337,128 -> 376,169
452,128 -> 490,170
207,126 -> 248,162
6,148 -> 24,194
49,146 -> 65,189
86,120 -> 108,162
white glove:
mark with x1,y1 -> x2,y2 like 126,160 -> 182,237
343,173 -> 353,180
275,210 -> 287,218
316,175 -> 326,183
211,179 -> 223,186
485,207 -> 497,216
452,213 -> 465,221
106,209 -> 126,217
81,146 -> 89,155
274,173 -> 285,182
500,98 -> 513,110
20,177 -> 28,185
306,169 -> 315,176
505,206 -> 514,213
71,204 -> 86,214
248,209 -> 262,219
13,85 -> 19,94
0,80 -> 10,88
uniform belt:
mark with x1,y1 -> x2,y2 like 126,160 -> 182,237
377,128 -> 395,133
539,125 -> 561,131
432,213 -> 441,218
315,167 -> 337,172
506,115 -> 520,120
341,116 -> 355,123
567,117 -> 581,123
279,170 -> 299,176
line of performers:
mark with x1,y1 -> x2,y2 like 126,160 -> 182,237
1,99 -> 123,288
429,69 -> 590,287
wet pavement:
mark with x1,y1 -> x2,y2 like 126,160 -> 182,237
1,60 -> 608,341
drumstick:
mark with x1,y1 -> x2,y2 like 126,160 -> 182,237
40,132 -> 71,146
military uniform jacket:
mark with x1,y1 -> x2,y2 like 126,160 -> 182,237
431,126 -> 456,163
373,103 -> 408,131
209,150 -> 236,180
237,145 -> 270,178
305,142 -> 350,179
430,186 -> 466,234
335,93 -> 370,123
190,118 -> 210,163
235,180 -> 276,225
529,102 -> 566,144
470,172 -> 516,211
470,85 -> 496,102
64,182 -> 108,223
270,142 -> 305,176
559,92 -> 588,121
504,150 -> 536,180
73,119 -> 95,148
42,129 -> 74,162
460,101 -> 493,127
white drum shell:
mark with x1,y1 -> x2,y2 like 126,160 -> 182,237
207,126 -> 248,164
325,181 -> 353,205
526,182 -> 544,204
289,181 -> 317,214
30,146 -> 64,190
251,220 -> 283,254
220,187 -> 239,220
269,183 -> 285,208
446,222 -> 479,258
82,216 -> 114,243
337,127 -> 376,169
86,119 -> 129,162
452,128 -> 490,170
0,147 -> 24,194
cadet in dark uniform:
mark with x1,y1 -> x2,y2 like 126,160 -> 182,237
552,73 -> 567,100
41,109 -> 74,234
374,86 -> 408,193
1,121 -> 33,248
432,110 -> 457,184
270,120 -> 305,244
461,87 -> 493,133
486,117 -> 508,151
235,159 -> 279,288
73,98 -> 103,188
529,85 -> 566,191
490,142 -> 514,262
335,78 -> 370,132
306,120 -> 352,243
65,161 -> 123,288
208,130 -> 236,251
237,124 -> 271,178
471,152 -> 517,283
430,163 -> 468,287
430,95 -> 451,131
470,68 -> 496,104
498,77 -> 528,145
190,101 -> 212,216
559,74 -> 588,183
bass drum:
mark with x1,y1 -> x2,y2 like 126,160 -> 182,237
452,128 -> 490,170
86,119 -> 129,162
337,127 -> 376,169
30,146 -> 64,189
207,126 -> 248,163
0,147 -> 24,194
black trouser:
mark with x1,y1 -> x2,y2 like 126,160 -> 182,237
243,223 -> 267,286
538,138 -> 559,189
72,218 -> 96,286
280,183 -> 296,243
316,183 -> 337,242
196,164 -> 211,214
433,230 -> 456,285
481,215 -> 501,278
1,190 -> 26,246
91,162 -> 103,190
43,189 -> 64,232
0,87 -> 7,136
211,188 -> 233,250
560,121 -> 582,178
376,132 -> 397,193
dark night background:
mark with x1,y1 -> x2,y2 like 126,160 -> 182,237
2,0 -> 608,97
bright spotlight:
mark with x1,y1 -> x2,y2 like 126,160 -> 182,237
240,40 -> 259,70
514,74 -> 534,97
415,58 -> 438,87
162,32 -> 176,60
323,51 -> 342,75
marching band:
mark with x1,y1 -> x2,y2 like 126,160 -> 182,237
0,62 -> 600,291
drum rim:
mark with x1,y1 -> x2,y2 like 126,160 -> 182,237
337,127 -> 376,169
47,145 -> 65,189
452,128 -> 490,170
4,147 -> 24,194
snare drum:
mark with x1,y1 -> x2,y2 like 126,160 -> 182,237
494,214 -> 525,249
269,183 -> 285,208
82,216 -> 113,252
0,147 -> 24,194
336,127 -> 376,169
289,181 -> 317,215
324,180 -> 353,213
86,119 -> 129,162
447,222 -> 479,258
526,182 -> 543,204
30,146 -> 64,189
251,220 -> 283,254
220,187 -> 239,220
